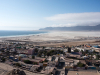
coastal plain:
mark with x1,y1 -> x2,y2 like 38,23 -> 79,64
0,31 -> 100,46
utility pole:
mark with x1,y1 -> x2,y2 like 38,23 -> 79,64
65,66 -> 70,75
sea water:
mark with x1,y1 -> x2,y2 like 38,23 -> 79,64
0,30 -> 47,37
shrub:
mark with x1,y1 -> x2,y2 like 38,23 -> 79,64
24,60 -> 32,64
74,49 -> 79,52
77,62 -> 85,67
34,48 -> 38,53
44,59 -> 48,62
15,63 -> 22,67
33,62 -> 38,65
1,58 -> 6,62
32,55 -> 35,59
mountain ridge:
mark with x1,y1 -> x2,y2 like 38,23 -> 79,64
39,24 -> 100,31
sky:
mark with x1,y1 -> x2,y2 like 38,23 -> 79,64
0,0 -> 100,30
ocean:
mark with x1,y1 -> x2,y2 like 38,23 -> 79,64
0,30 -> 47,37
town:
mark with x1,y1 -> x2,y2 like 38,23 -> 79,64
0,41 -> 100,75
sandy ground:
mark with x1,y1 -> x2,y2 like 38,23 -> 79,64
0,31 -> 100,46
0,63 -> 98,75
68,70 -> 98,75
0,63 -> 45,75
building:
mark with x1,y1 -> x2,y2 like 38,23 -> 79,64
68,47 -> 71,53
26,48 -> 35,55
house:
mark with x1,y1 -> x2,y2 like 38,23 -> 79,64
66,53 -> 81,59
79,60 -> 86,64
85,45 -> 91,48
65,58 -> 79,67
48,61 -> 58,67
41,67 -> 57,75
93,45 -> 100,48
26,48 -> 35,55
81,56 -> 89,59
15,54 -> 27,58
45,47 -> 51,50
30,65 -> 40,72
9,48 -> 16,52
76,47 -> 85,52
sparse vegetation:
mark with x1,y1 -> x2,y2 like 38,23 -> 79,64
77,62 -> 85,67
24,60 -> 32,64
1,58 -> 6,62
38,50 -> 64,57
74,49 -> 79,52
32,55 -> 35,59
15,63 -> 22,67
33,62 -> 38,65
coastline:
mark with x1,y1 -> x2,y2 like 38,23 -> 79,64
0,31 -> 100,46
0,30 -> 48,38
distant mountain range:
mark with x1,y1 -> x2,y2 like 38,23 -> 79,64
39,24 -> 100,31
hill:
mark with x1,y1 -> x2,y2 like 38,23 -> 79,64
39,24 -> 100,31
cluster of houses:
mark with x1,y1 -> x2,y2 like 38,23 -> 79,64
0,42 -> 100,75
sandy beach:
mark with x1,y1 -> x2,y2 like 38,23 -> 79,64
0,31 -> 100,46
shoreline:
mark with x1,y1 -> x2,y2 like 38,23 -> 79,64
0,31 -> 49,38
0,31 -> 100,46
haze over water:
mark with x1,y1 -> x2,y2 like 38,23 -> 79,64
0,30 -> 47,37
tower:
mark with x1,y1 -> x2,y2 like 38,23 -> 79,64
68,47 -> 71,53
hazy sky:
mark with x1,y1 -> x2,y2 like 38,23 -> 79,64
0,0 -> 100,30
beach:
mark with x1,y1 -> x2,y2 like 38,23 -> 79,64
0,31 -> 100,46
